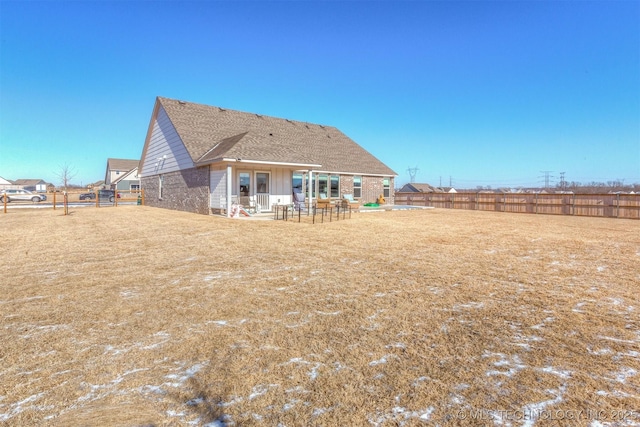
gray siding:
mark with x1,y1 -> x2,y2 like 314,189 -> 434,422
140,106 -> 194,177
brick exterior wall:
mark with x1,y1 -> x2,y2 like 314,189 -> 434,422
142,168 -> 394,216
141,167 -> 210,215
340,175 -> 394,204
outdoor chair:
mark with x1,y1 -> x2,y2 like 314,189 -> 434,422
293,189 -> 306,211
341,193 -> 360,210
316,193 -> 332,211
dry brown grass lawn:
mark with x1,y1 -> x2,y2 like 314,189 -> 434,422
1,206 -> 639,426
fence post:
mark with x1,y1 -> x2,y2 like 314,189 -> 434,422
141,189 -> 145,205
53,191 -> 56,210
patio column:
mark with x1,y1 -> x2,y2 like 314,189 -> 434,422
226,163 -> 232,217
308,170 -> 313,208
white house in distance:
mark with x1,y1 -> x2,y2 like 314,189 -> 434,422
11,179 -> 48,193
104,158 -> 140,191
0,176 -> 13,191
138,97 -> 396,216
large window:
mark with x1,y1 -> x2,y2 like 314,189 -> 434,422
318,174 -> 328,196
330,175 -> 339,198
383,178 -> 390,198
239,172 -> 250,196
296,173 -> 340,198
353,176 -> 362,198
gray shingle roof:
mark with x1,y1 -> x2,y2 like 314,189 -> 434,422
107,158 -> 139,172
158,97 -> 396,176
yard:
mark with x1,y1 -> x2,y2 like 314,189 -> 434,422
1,207 -> 638,426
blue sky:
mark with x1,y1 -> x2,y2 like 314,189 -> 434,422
1,1 -> 638,189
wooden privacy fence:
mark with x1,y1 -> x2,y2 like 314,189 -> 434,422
395,192 -> 640,219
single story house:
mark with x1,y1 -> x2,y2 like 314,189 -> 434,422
104,158 -> 140,191
12,179 -> 48,193
397,183 -> 441,193
138,97 -> 396,216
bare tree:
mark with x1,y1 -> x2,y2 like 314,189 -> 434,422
55,163 -> 77,191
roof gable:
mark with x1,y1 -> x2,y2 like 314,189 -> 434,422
13,179 -> 46,186
154,97 -> 396,175
107,158 -> 139,172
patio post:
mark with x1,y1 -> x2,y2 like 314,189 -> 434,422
308,170 -> 313,216
226,163 -> 232,218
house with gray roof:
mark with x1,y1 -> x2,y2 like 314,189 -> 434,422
398,183 -> 440,193
12,179 -> 48,193
138,97 -> 396,216
104,158 -> 140,191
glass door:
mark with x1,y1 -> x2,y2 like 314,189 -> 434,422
255,172 -> 270,211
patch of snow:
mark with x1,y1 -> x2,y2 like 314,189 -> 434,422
386,342 -> 406,350
614,367 -> 637,383
206,320 -> 228,326
0,392 -> 45,421
369,356 -> 389,366
598,336 -> 637,345
519,384 -> 566,427
540,366 -> 572,379
249,384 -> 279,400
587,346 -> 613,356
484,352 -> 526,377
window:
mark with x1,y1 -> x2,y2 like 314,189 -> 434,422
130,184 -> 140,191
239,172 -> 250,196
330,175 -> 339,198
383,178 -> 390,198
256,172 -> 269,193
318,174 -> 328,196
159,174 -> 164,199
304,174 -> 316,198
292,173 -> 303,192
353,176 -> 362,198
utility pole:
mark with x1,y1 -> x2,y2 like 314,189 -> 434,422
559,172 -> 566,191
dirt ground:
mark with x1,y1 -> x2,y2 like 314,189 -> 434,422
1,206 -> 638,426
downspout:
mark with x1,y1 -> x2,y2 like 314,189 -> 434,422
226,163 -> 233,217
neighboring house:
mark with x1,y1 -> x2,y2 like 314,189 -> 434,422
88,180 -> 105,190
438,187 -> 457,194
104,158 -> 140,191
139,97 -> 396,216
12,179 -> 48,193
398,183 -> 438,193
0,176 -> 13,191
